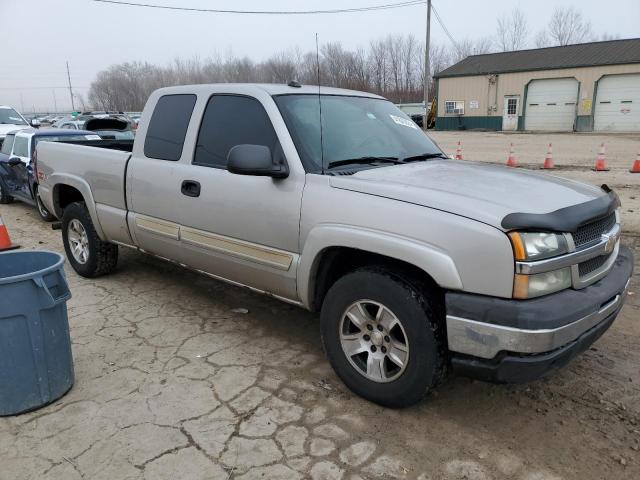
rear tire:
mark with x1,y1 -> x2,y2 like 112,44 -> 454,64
62,201 -> 118,277
35,187 -> 56,222
0,181 -> 13,204
320,267 -> 447,408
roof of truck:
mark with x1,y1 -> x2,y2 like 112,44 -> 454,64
154,83 -> 386,99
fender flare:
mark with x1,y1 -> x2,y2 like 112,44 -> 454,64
50,174 -> 106,239
297,224 -> 463,309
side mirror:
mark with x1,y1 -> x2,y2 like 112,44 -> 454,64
8,157 -> 22,166
30,119 -> 41,128
227,144 -> 288,179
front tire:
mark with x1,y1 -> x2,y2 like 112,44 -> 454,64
62,202 -> 118,277
35,187 -> 56,221
320,267 -> 447,408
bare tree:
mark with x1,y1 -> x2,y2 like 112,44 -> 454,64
473,37 -> 495,55
496,8 -> 529,51
533,30 -> 551,48
86,34 -> 457,110
599,33 -> 621,41
547,6 -> 594,46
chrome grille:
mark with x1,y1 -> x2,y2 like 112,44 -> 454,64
578,253 -> 611,277
573,213 -> 616,248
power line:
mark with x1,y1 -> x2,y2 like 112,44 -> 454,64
431,4 -> 460,55
92,0 -> 427,15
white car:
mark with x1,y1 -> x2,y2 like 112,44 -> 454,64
0,106 -> 31,147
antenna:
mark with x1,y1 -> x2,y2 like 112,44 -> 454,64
316,33 -> 325,175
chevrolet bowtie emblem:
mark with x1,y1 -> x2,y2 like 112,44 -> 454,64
602,231 -> 618,254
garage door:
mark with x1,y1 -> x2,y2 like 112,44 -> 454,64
594,74 -> 640,132
524,78 -> 578,131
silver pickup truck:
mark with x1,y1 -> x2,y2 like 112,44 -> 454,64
37,83 -> 633,407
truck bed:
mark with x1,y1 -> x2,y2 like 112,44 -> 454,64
61,138 -> 134,152
37,140 -> 132,216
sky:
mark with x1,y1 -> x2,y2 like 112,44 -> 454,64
1,0 -> 639,112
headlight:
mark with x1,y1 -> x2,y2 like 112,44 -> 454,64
508,231 -> 571,298
513,268 -> 572,299
508,232 -> 568,261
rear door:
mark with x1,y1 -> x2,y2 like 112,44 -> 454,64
126,94 -> 197,259
177,94 -> 305,300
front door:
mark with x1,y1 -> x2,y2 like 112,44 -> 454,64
177,94 -> 305,301
502,96 -> 519,131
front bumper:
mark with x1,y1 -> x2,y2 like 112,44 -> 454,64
445,245 -> 633,383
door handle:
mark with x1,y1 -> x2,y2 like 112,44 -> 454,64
181,180 -> 201,197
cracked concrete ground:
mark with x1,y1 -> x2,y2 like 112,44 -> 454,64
1,132 -> 639,480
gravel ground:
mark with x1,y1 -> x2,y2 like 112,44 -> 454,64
1,132 -> 639,480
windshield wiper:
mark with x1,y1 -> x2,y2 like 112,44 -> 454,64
401,152 -> 449,162
327,156 -> 402,169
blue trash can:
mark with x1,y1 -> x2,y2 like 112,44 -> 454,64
0,250 -> 74,416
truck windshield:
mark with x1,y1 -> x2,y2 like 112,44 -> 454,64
274,94 -> 442,173
0,107 -> 27,125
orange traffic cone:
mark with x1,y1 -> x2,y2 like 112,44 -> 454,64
506,143 -> 517,167
0,214 -> 19,252
593,143 -> 609,171
630,153 -> 640,173
542,143 -> 554,169
454,141 -> 463,160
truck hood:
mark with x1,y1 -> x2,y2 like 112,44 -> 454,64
329,160 -> 606,230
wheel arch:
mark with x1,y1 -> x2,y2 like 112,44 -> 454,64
298,225 -> 463,311
51,176 -> 106,239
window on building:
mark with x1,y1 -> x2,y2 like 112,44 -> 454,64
193,95 -> 279,169
445,100 -> 465,115
507,98 -> 518,115
144,94 -> 197,161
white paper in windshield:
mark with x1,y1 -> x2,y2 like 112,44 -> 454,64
86,135 -> 101,140
389,114 -> 418,129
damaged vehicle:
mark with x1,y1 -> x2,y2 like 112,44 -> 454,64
36,84 -> 633,407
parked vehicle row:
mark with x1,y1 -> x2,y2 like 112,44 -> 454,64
0,128 -> 103,219
35,83 -> 633,407
0,106 -> 31,148
0,116 -> 135,219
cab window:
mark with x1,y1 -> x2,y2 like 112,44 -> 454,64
193,95 -> 279,168
0,134 -> 15,155
12,135 -> 29,157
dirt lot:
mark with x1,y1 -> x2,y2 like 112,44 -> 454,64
1,132 -> 639,480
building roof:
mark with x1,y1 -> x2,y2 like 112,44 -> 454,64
435,38 -> 640,78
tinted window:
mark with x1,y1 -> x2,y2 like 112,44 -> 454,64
13,136 -> 29,157
144,94 -> 196,161
194,95 -> 279,168
1,134 -> 15,155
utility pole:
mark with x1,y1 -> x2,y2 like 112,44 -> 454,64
66,61 -> 75,111
52,89 -> 58,113
423,0 -> 431,128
